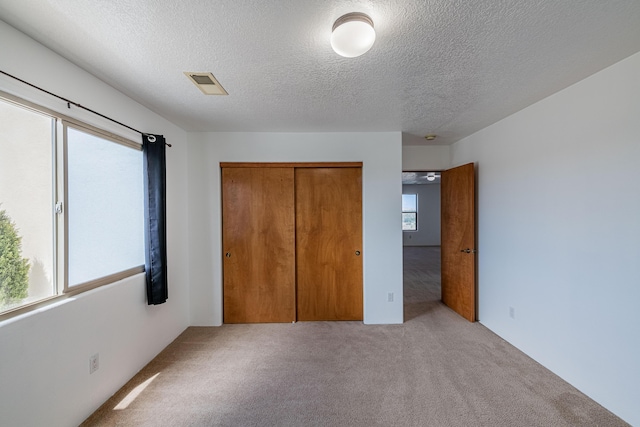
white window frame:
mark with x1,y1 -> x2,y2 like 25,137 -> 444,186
0,90 -> 144,320
402,193 -> 418,231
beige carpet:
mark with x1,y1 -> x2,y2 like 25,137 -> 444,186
82,247 -> 627,426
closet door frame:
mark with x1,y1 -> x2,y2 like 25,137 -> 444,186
220,162 -> 363,323
221,162 -> 362,169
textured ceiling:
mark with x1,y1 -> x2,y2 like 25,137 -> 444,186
1,0 -> 639,145
402,172 -> 441,185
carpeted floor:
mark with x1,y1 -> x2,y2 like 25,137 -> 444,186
82,247 -> 627,426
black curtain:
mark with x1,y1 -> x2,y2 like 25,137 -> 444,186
143,134 -> 168,305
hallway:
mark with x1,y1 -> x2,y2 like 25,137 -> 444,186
403,246 -> 442,321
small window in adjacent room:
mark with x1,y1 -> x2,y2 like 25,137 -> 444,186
402,194 -> 417,231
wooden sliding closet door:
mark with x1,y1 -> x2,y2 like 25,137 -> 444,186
296,167 -> 363,321
222,167 -> 295,323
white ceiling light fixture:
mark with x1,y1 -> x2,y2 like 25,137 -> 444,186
330,12 -> 375,58
401,172 -> 441,185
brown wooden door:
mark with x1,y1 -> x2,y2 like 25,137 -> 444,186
222,167 -> 295,323
441,163 -> 476,322
296,167 -> 363,321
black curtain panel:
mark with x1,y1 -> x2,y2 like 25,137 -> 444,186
142,134 -> 168,305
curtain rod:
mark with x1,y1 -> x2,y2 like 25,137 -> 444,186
0,69 -> 171,147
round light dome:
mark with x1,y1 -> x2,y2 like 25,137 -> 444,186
330,13 -> 376,58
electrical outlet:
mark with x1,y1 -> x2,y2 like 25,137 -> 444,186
89,353 -> 99,374
509,307 -> 515,319
388,292 -> 394,302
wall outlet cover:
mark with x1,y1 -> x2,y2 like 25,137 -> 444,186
89,353 -> 99,374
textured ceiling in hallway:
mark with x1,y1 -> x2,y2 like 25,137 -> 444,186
1,0 -> 639,144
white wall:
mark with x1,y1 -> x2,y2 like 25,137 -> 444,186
450,51 -> 640,425
0,21 -> 190,427
402,144 -> 451,171
402,184 -> 440,246
188,132 -> 404,326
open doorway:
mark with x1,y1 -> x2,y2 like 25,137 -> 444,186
403,166 -> 478,323
402,171 -> 442,321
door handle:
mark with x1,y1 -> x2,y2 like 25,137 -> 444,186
460,248 -> 477,254
225,252 -> 231,258
355,251 -> 361,256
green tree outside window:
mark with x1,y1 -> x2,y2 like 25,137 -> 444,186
0,208 -> 30,306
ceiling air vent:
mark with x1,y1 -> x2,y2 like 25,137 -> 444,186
184,72 -> 228,95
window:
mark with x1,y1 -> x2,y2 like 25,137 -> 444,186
402,194 -> 417,231
0,92 -> 144,316
0,97 -> 55,312
66,126 -> 144,287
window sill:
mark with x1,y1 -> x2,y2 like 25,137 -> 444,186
0,266 -> 144,324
